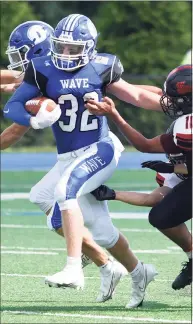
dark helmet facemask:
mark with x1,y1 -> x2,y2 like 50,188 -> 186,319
160,92 -> 192,119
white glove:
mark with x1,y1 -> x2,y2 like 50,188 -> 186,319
30,103 -> 61,129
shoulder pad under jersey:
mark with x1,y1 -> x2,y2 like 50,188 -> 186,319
90,53 -> 124,85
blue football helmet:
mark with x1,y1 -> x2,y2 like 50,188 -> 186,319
51,14 -> 99,71
6,21 -> 54,77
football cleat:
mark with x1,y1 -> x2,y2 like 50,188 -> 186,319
126,263 -> 158,309
45,265 -> 84,290
81,253 -> 93,269
172,259 -> 192,290
96,259 -> 128,303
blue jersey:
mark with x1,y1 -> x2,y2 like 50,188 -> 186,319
4,53 -> 123,153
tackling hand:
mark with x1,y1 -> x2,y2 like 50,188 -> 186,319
30,104 -> 61,129
85,96 -> 117,116
141,160 -> 174,173
91,185 -> 116,201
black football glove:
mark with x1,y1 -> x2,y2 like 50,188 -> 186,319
141,160 -> 174,173
91,185 -> 116,201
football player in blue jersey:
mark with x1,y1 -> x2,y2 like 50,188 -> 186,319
1,19 -> 131,300
3,14 -> 165,308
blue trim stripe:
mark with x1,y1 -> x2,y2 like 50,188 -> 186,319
63,14 -> 83,35
51,141 -> 114,228
68,14 -> 83,32
51,202 -> 62,229
66,141 -> 114,200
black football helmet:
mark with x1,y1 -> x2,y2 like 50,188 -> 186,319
160,64 -> 192,118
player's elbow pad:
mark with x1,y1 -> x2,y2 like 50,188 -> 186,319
3,102 -> 31,127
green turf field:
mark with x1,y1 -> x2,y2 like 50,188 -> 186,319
1,170 -> 192,324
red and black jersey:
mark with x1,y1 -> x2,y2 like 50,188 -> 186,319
160,114 -> 192,177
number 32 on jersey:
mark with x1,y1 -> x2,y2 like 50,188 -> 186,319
58,92 -> 99,132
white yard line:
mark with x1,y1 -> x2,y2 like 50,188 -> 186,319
1,193 -> 29,200
1,245 -> 179,253
1,273 -> 45,278
1,213 -> 149,220
1,246 -> 66,251
167,246 -> 181,250
1,273 -> 98,279
112,213 -> 148,219
1,224 -> 47,228
0,273 -> 173,282
120,228 -> 156,232
1,251 -> 58,255
0,245 -> 181,255
132,250 -> 181,254
2,224 -> 154,230
1,310 -> 190,323
1,192 -> 151,201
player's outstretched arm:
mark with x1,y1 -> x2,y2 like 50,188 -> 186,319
115,186 -> 170,206
0,123 -> 30,150
133,84 -> 163,96
85,97 -> 165,153
107,78 -> 162,111
92,184 -> 170,207
0,69 -> 23,85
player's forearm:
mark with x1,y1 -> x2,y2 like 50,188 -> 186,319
109,110 -> 159,152
115,187 -> 170,206
0,123 -> 30,150
134,85 -> 163,96
134,88 -> 162,111
4,101 -> 32,126
3,82 -> 40,126
0,69 -> 23,84
115,191 -> 156,206
108,79 -> 162,111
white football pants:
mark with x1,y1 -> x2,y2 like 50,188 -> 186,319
30,132 -> 124,248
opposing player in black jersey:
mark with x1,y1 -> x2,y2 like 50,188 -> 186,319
86,64 -> 192,290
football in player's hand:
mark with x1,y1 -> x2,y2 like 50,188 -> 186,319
25,97 -> 57,115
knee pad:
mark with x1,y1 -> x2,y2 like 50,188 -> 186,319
54,175 -> 80,210
47,202 -> 62,231
29,186 -> 39,204
78,193 -> 119,249
92,222 -> 119,249
54,177 -> 68,204
29,185 -> 53,213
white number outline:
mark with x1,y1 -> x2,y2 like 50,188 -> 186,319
58,92 -> 99,132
